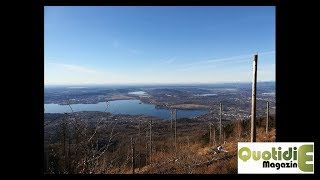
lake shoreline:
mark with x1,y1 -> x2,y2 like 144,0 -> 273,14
44,99 -> 209,119
50,98 -> 210,111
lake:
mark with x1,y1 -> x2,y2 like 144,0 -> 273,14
128,91 -> 147,95
44,99 -> 208,120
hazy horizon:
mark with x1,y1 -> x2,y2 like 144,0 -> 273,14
44,81 -> 275,87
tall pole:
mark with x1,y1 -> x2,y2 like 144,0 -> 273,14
170,109 -> 173,149
266,101 -> 269,134
251,54 -> 258,142
219,103 -> 222,144
138,120 -> 141,169
149,120 -> 152,164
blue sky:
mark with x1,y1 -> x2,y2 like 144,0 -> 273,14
45,6 -> 275,85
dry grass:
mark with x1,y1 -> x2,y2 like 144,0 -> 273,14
45,115 -> 275,174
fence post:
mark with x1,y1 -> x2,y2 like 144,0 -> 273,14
138,120 -> 141,169
251,54 -> 258,142
174,109 -> 177,156
170,109 -> 174,152
62,117 -> 67,172
219,103 -> 222,144
44,148 -> 49,173
238,116 -> 242,140
171,109 -> 173,132
149,119 -> 152,165
209,123 -> 212,147
145,141 -> 148,166
223,126 -> 226,144
213,125 -> 216,147
131,137 -> 135,174
68,128 -> 71,173
187,136 -> 190,150
266,101 -> 269,134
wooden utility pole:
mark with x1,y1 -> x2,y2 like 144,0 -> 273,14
149,120 -> 152,164
251,54 -> 258,142
219,103 -> 222,144
266,101 -> 269,134
131,138 -> 135,174
138,120 -> 141,169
